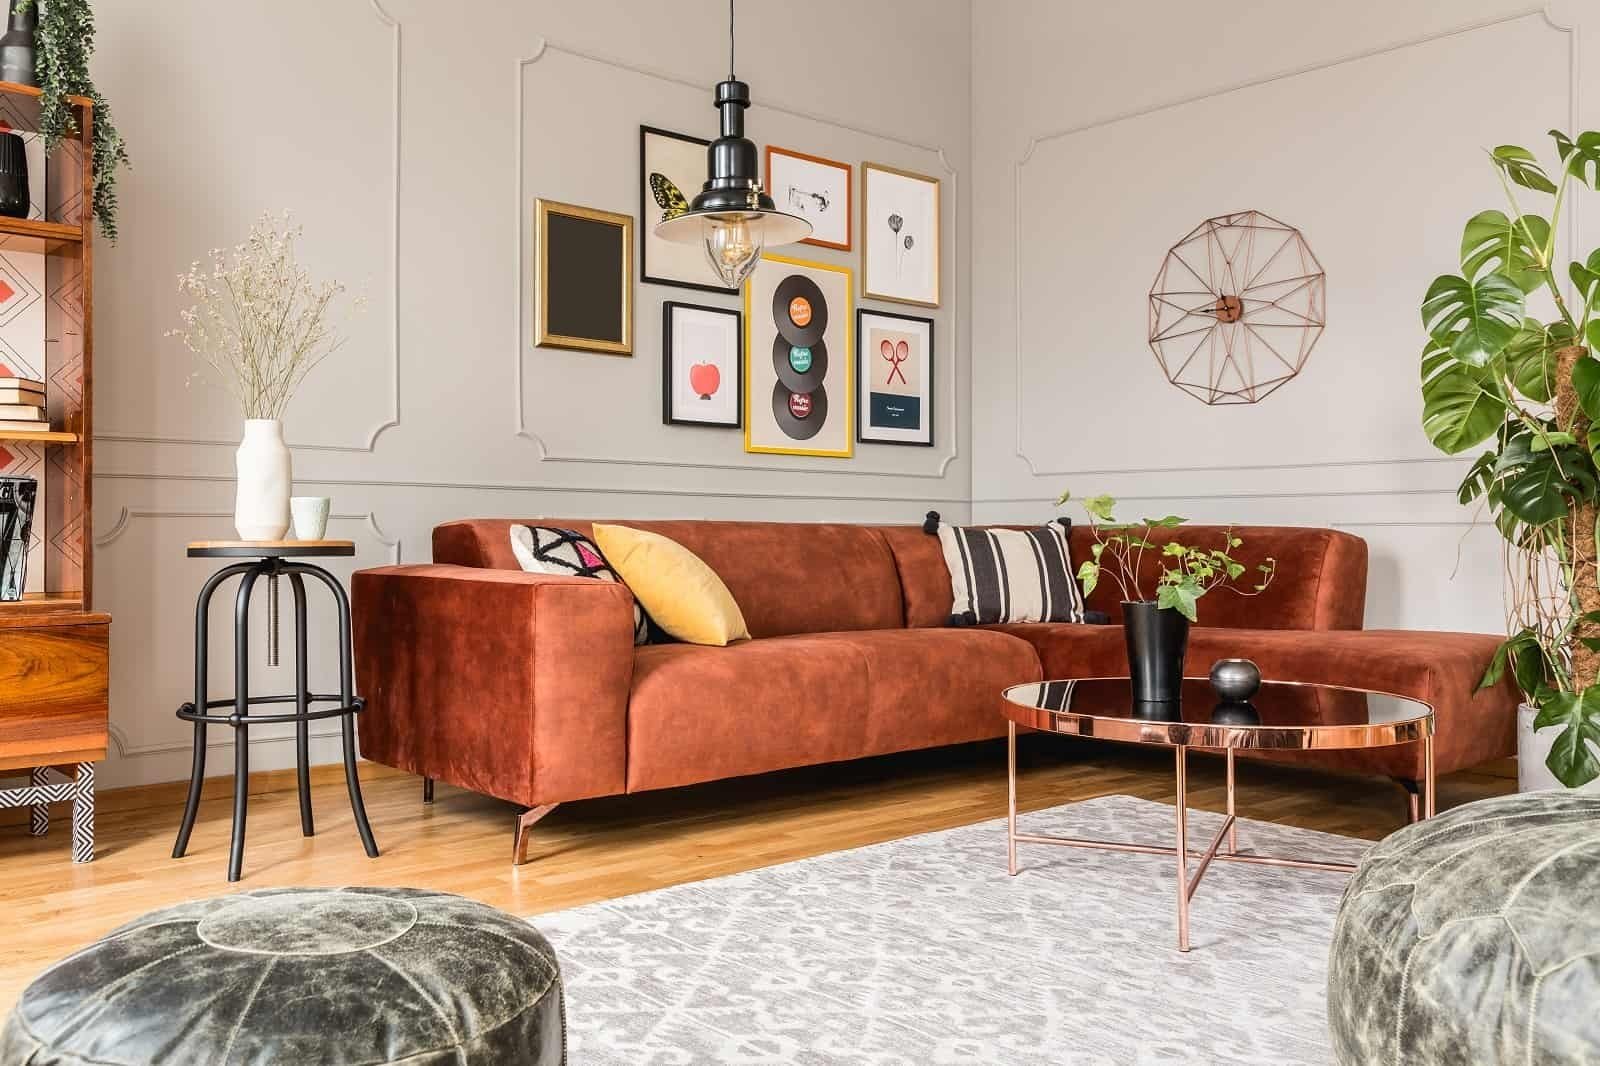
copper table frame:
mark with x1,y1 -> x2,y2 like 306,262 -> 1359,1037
1001,678 -> 1435,952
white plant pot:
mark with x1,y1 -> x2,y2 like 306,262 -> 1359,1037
1518,702 -> 1600,793
234,419 -> 291,540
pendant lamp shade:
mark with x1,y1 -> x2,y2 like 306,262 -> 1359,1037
651,7 -> 810,287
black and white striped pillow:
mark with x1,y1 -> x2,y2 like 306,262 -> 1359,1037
936,522 -> 1085,625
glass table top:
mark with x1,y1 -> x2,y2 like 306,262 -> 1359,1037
1000,676 -> 1433,751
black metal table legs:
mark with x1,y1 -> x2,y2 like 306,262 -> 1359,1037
172,557 -> 379,881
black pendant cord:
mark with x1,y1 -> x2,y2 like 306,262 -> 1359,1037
728,0 -> 735,79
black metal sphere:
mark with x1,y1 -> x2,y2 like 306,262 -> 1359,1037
1209,658 -> 1261,702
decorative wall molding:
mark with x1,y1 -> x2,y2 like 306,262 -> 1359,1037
95,507 -> 400,562
97,507 -> 399,760
97,0 -> 402,454
1009,4 -> 1577,479
92,470 -> 969,506
512,38 -> 961,480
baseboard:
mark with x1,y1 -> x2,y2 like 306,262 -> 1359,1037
0,761 -> 411,827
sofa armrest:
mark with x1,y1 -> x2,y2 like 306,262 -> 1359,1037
352,564 -> 636,807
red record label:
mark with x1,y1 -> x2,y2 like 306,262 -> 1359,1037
788,392 -> 814,418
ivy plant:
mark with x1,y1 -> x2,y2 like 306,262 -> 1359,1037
16,0 -> 128,240
1419,129 -> 1600,787
1056,492 -> 1275,622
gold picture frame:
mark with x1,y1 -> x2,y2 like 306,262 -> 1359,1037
534,198 -> 633,355
861,162 -> 941,308
744,253 -> 854,458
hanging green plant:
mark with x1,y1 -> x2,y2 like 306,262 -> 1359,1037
15,0 -> 128,240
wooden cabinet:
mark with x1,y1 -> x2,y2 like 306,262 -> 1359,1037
0,610 -> 109,773
0,80 -> 107,860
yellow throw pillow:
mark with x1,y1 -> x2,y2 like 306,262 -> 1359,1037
591,524 -> 750,646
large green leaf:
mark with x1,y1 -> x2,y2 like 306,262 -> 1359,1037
1493,144 -> 1558,194
1460,210 -> 1550,293
1505,319 -> 1557,402
1532,686 -> 1600,787
1498,450 -> 1571,525
1551,129 -> 1600,189
1421,273 -> 1525,366
1574,355 -> 1600,422
1420,345 -> 1507,453
1571,249 -> 1600,310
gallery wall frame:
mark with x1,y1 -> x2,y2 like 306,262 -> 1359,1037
861,161 -> 940,307
744,252 -> 854,458
765,145 -> 852,251
639,124 -> 738,295
857,307 -> 934,447
534,197 -> 633,355
663,301 -> 743,428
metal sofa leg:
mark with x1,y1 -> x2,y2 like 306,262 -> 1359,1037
1394,778 -> 1421,824
512,804 -> 559,866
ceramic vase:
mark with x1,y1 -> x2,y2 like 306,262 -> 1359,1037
234,419 -> 291,540
1517,703 -> 1600,793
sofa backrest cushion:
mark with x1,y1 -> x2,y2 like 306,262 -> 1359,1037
434,518 -> 906,638
878,523 -> 1368,632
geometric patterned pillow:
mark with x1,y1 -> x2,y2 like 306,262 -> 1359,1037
509,524 -> 650,645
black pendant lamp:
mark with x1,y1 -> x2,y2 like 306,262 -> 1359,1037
653,0 -> 811,287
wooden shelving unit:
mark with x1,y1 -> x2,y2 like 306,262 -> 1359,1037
0,79 -> 107,852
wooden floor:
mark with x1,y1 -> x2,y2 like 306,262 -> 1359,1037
0,738 -> 1514,1012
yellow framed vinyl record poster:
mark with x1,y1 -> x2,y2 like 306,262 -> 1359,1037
744,254 -> 853,457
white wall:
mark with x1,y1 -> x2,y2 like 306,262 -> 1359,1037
969,0 -> 1600,633
90,0 -> 972,787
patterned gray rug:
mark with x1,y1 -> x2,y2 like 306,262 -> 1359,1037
534,795 -> 1370,1065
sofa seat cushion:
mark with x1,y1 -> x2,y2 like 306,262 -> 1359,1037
626,629 -> 1041,793
627,636 -> 872,793
810,628 -> 1043,756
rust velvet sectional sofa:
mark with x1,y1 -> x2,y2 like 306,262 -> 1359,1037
350,518 -> 1519,860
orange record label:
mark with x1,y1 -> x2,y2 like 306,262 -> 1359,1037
788,296 -> 813,328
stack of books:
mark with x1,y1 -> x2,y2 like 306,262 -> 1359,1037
0,376 -> 49,433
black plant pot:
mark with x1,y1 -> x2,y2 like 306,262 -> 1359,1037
0,131 -> 27,219
1123,599 -> 1190,704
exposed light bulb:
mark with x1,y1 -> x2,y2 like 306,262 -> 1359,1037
703,215 -> 765,288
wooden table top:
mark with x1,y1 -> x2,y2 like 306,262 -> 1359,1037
186,540 -> 355,559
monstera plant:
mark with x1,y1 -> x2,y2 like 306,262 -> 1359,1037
1420,129 -> 1600,787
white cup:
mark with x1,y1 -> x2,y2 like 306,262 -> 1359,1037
290,496 -> 331,541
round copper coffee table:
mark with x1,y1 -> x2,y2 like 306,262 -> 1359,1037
1000,675 -> 1434,952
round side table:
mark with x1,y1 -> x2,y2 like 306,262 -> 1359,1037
171,540 -> 380,881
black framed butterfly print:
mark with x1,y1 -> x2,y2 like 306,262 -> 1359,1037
639,125 -> 735,295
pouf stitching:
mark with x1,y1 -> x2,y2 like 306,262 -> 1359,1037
1350,818 -> 1592,905
380,983 -> 565,1066
51,942 -> 209,1049
216,956 -> 278,1066
1367,807 -> 1600,865
1501,834 -> 1600,912
364,949 -> 462,1047
196,892 -> 421,956
1393,912 -> 1523,1066
22,919 -> 198,991
413,919 -> 562,983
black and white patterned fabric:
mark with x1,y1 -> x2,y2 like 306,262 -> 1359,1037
510,525 -> 650,645
1,762 -> 93,863
937,521 -> 1084,625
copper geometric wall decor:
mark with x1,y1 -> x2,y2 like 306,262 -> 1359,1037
1147,210 -> 1325,405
